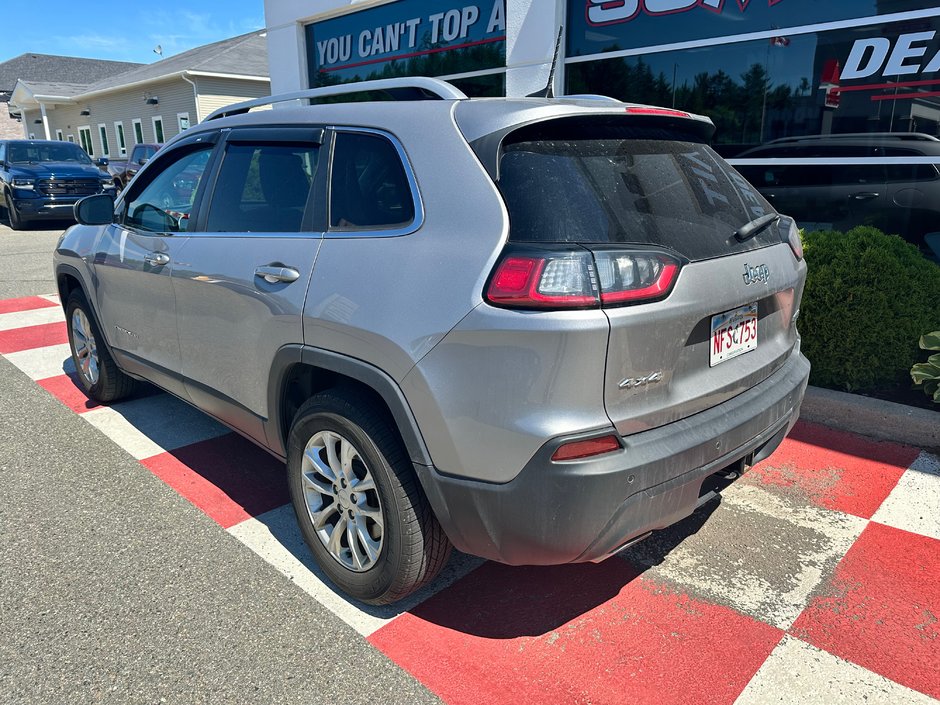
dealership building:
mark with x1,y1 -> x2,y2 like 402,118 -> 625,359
263,1 -> 940,150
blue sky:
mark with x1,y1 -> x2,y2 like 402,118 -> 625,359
0,1 -> 265,65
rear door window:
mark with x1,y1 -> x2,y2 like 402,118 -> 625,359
497,120 -> 779,261
329,131 -> 415,230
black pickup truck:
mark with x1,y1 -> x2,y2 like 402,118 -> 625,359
0,140 -> 115,230
104,142 -> 162,191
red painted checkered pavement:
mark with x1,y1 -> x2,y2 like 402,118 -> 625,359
3,295 -> 938,704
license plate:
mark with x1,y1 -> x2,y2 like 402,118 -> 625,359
710,303 -> 758,367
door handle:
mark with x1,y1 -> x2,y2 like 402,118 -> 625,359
851,192 -> 880,201
144,252 -> 170,266
255,265 -> 300,283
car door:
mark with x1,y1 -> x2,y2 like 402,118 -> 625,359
93,132 -> 219,397
170,127 -> 325,445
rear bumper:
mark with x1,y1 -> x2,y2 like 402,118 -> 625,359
416,348 -> 810,565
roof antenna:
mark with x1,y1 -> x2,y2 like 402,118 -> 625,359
527,25 -> 563,98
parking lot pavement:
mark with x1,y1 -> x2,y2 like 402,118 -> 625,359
0,221 -> 66,299
2,294 -> 939,704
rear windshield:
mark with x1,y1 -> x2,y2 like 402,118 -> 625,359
497,122 -> 780,261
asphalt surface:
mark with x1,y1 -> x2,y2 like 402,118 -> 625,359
0,220 -> 441,704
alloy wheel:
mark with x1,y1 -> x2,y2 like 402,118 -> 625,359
71,308 -> 100,386
300,430 -> 384,572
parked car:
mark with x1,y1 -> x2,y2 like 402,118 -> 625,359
0,140 -> 115,230
54,77 -> 810,605
105,143 -> 162,191
731,132 -> 940,259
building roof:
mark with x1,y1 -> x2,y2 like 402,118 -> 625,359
80,31 -> 268,96
14,81 -> 87,99
0,53 -> 141,92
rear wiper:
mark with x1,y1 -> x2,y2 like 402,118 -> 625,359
734,213 -> 780,242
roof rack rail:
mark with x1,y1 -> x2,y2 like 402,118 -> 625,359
765,132 -> 940,144
205,77 -> 468,121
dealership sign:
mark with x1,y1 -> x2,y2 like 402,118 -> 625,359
309,0 -> 505,74
841,31 -> 940,80
585,0 -> 785,26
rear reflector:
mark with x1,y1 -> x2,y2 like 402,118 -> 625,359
551,435 -> 621,461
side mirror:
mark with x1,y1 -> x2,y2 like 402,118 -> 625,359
96,157 -> 109,167
138,157 -> 149,166
74,194 -> 114,226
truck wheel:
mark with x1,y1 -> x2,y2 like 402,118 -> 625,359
5,192 -> 26,230
287,388 -> 452,605
65,290 -> 136,402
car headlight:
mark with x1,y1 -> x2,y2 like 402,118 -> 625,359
100,179 -> 116,190
12,178 -> 35,190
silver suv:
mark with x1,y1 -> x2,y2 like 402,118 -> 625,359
54,78 -> 810,605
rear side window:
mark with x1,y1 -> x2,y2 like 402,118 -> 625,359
206,143 -> 318,233
329,132 -> 414,230
497,121 -> 779,261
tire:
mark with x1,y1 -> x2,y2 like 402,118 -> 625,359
287,388 -> 452,605
65,290 -> 136,403
5,192 -> 26,230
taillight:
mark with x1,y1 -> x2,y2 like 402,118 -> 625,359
593,250 -> 679,304
785,219 -> 804,260
487,251 -> 599,308
486,246 -> 681,310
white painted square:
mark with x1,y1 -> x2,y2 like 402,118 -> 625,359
0,306 -> 64,331
620,483 -> 868,630
872,452 -> 940,541
2,343 -> 75,380
40,294 -> 61,305
735,635 -> 938,705
228,504 -> 484,637
82,393 -> 230,460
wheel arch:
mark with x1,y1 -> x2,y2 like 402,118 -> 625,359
267,345 -> 433,467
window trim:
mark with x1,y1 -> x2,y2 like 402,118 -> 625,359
132,118 -> 144,145
177,112 -> 191,132
67,134 -> 74,143
325,126 -> 425,240
114,121 -> 127,156
78,125 -> 94,156
55,129 -> 64,141
97,123 -> 111,158
151,115 -> 165,144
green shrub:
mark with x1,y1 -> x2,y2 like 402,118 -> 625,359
911,331 -> 940,403
799,226 -> 940,392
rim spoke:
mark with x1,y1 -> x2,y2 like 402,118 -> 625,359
358,505 -> 384,530
325,434 -> 342,476
304,446 -> 337,482
347,519 -> 364,570
301,471 -> 335,498
340,439 -> 356,479
350,475 -> 375,493
327,514 -> 347,557
354,515 -> 380,563
309,503 -> 337,529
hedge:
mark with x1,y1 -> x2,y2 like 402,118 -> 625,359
799,226 -> 940,393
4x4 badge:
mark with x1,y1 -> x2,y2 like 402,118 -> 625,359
743,263 -> 770,286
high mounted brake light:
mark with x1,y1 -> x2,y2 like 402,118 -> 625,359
486,247 -> 681,310
625,107 -> 692,118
